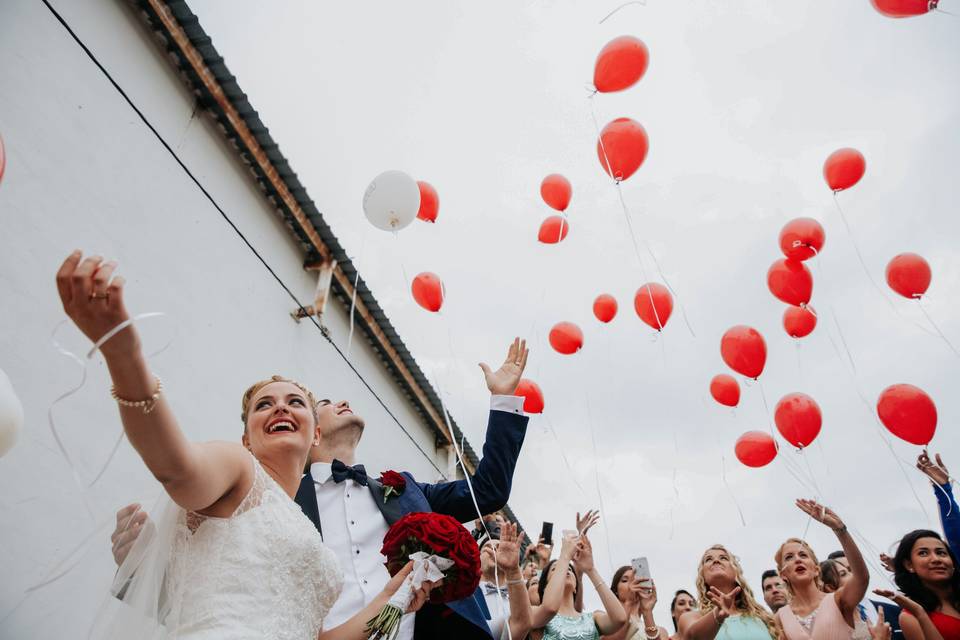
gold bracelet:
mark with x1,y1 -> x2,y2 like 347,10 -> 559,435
111,377 -> 163,414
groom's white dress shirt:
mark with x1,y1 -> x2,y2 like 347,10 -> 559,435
310,395 -> 524,638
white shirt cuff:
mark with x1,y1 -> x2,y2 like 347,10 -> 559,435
490,395 -> 524,415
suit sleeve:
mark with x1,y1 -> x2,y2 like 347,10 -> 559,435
417,409 -> 528,522
935,481 -> 960,557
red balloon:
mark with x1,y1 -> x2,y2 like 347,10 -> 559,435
767,258 -> 813,307
538,216 -> 569,244
871,0 -> 937,18
877,384 -> 937,445
593,36 -> 650,93
0,134 -> 5,185
721,325 -> 767,379
710,374 -> 740,408
774,393 -> 822,449
886,253 -> 931,299
411,272 -> 444,312
823,148 -> 866,192
735,431 -> 778,468
779,218 -> 825,261
597,118 -> 649,182
416,181 -> 439,223
549,322 -> 583,355
783,305 -> 817,338
515,379 -> 544,414
634,283 -> 673,331
593,294 -> 618,323
541,174 -> 572,212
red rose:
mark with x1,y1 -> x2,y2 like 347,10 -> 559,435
379,512 -> 482,603
380,470 -> 406,491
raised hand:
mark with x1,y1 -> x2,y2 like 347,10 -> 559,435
796,498 -> 845,531
56,251 -> 137,357
879,553 -> 895,573
873,589 -> 924,617
635,578 -> 658,613
917,450 -> 950,486
573,533 -> 595,573
867,606 -> 891,640
111,503 -> 148,566
496,521 -> 522,573
559,529 -> 578,559
576,509 -> 600,536
478,338 -> 529,396
707,585 -> 741,619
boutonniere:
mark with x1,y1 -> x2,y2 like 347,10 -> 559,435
379,470 -> 406,503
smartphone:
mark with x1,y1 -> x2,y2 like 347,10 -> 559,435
561,528 -> 578,542
631,556 -> 651,581
540,521 -> 554,547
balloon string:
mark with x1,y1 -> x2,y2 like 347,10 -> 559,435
543,413 -> 589,498
598,0 -> 646,24
346,229 -> 370,359
721,455 -> 747,527
584,393 -> 615,574
832,194 -> 937,338
615,183 -> 698,338
48,312 -> 172,516
916,298 -> 960,358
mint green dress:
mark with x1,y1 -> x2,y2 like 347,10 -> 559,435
543,611 -> 600,640
716,616 -> 774,640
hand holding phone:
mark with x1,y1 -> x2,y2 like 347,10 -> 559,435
631,556 -> 651,581
540,521 -> 554,547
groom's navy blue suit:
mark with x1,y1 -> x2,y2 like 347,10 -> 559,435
294,407 -> 529,639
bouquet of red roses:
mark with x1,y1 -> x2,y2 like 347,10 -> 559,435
366,511 -> 481,639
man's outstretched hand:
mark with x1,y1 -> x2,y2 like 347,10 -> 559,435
479,338 -> 529,396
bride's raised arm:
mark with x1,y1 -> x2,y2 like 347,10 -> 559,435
56,251 -> 250,513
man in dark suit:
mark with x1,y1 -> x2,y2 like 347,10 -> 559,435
110,338 -> 530,639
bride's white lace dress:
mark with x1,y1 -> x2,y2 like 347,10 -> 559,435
97,454 -> 343,639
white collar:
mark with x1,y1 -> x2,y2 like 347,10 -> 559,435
310,461 -> 334,484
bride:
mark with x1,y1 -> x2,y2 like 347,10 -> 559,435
56,251 -> 430,639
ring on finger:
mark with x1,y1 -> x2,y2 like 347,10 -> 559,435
89,291 -> 110,301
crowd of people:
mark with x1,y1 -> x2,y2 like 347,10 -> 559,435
55,251 -> 960,640
471,451 -> 960,640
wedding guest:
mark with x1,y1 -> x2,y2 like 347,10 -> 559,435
761,570 -> 788,614
58,252 -> 428,639
112,333 -> 534,639
479,521 -> 534,640
523,560 -> 541,581
678,544 -> 777,640
670,590 -> 697,639
531,529 -> 628,640
887,529 -> 960,640
828,550 -> 899,639
602,567 -> 670,640
916,451 -> 960,557
774,499 -> 869,640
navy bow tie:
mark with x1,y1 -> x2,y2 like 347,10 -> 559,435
331,459 -> 368,486
483,583 -> 508,598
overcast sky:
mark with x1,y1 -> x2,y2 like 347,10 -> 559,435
190,0 -> 960,618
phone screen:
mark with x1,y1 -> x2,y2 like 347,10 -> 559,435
631,556 -> 651,580
540,521 -> 554,547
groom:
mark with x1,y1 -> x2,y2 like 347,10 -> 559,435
112,338 -> 530,639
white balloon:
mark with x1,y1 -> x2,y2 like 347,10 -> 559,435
0,368 -> 23,458
362,170 -> 421,232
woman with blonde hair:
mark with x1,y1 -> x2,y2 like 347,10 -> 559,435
58,252 -> 430,639
678,544 -> 778,640
773,500 -> 869,640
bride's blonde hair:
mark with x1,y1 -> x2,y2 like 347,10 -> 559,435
240,375 -> 319,430
695,544 -> 779,640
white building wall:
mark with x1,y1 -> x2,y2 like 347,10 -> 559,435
0,1 -> 457,636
